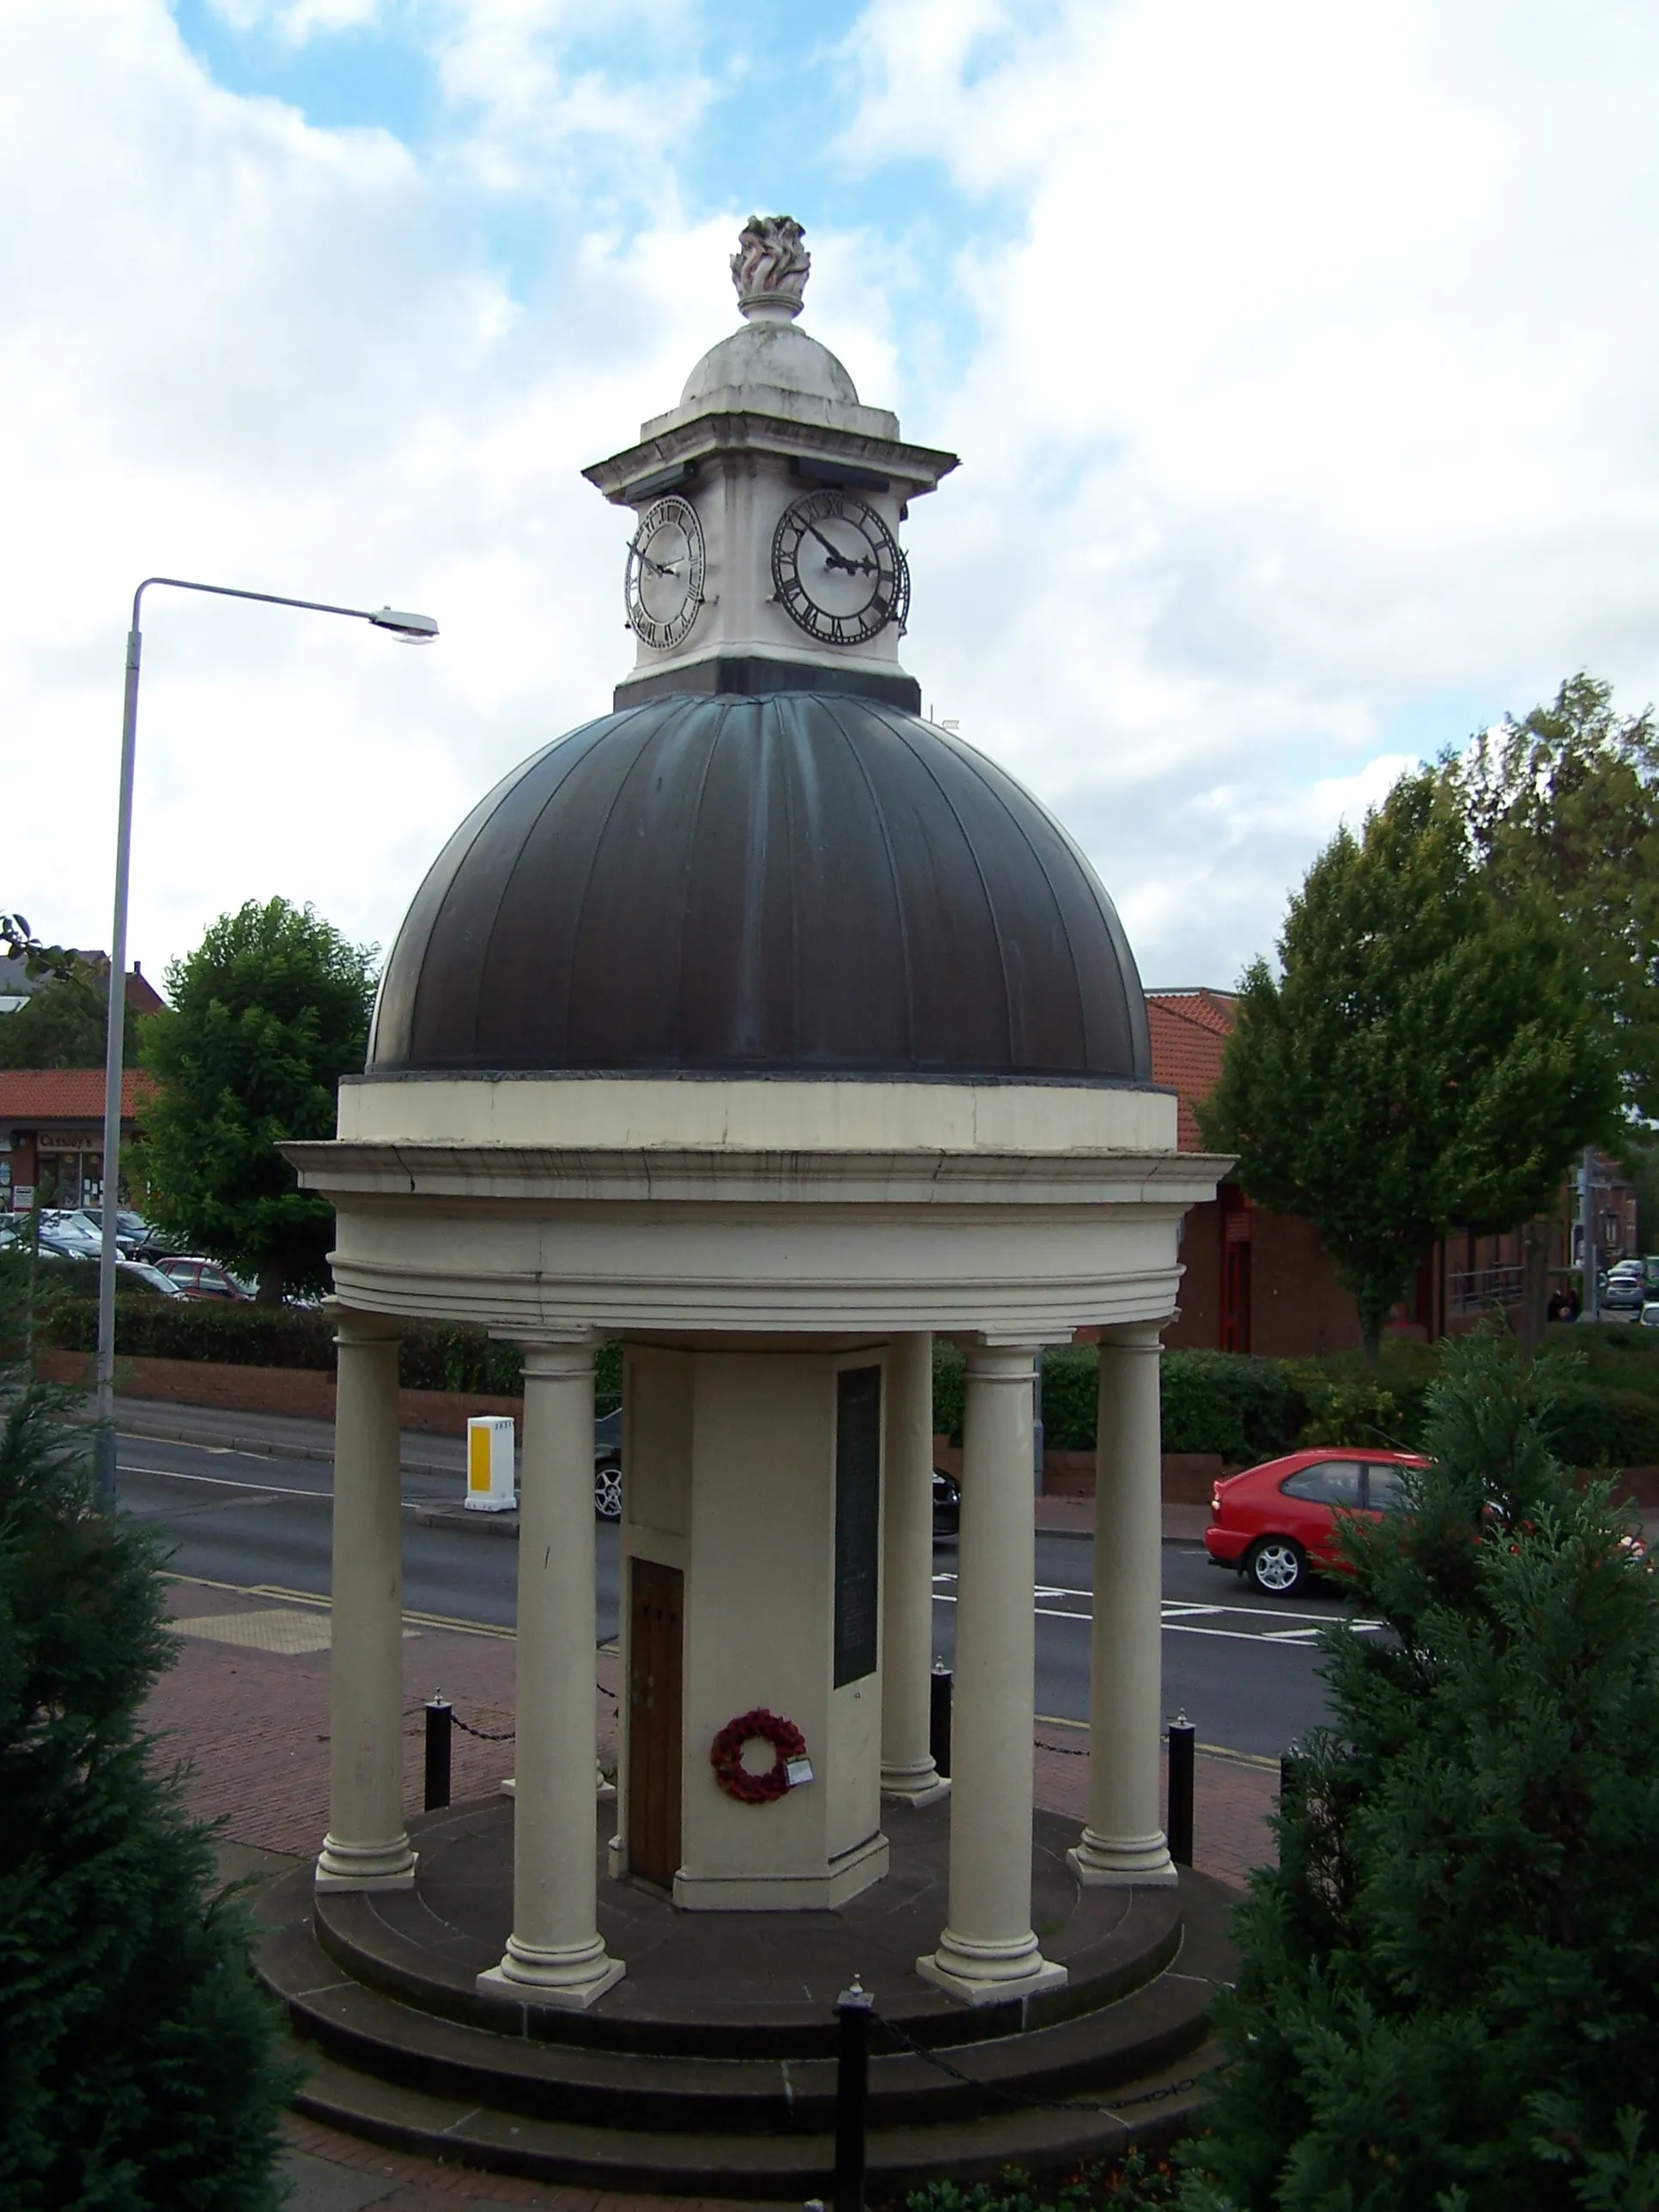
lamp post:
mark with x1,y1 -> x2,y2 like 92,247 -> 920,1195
94,577 -> 438,1498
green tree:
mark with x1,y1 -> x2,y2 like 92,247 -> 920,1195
0,916 -> 140,1071
1200,773 -> 1614,1360
1446,672 -> 1659,1121
0,969 -> 141,1072
1180,1332 -> 1659,2211
0,1344 -> 293,2207
140,899 -> 376,1303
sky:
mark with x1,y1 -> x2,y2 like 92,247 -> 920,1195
3,0 -> 1656,995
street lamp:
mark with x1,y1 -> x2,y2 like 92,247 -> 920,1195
94,576 -> 439,1498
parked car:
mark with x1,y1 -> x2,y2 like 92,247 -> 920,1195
1601,1267 -> 1647,1315
39,1208 -> 104,1255
118,1259 -> 189,1297
155,1255 -> 255,1301
1640,1301 -> 1659,1329
932,1468 -> 961,1539
593,1406 -> 622,1519
1205,1448 -> 1431,1596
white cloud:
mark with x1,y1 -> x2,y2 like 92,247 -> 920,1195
846,0 -> 1659,979
205,0 -> 381,34
2,0 -> 1656,1008
0,2 -> 737,982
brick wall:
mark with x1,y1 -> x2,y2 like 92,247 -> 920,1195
1249,1208 -> 1364,1357
1166,1199 -> 1222,1350
932,1432 -> 1222,1504
37,1350 -> 523,1435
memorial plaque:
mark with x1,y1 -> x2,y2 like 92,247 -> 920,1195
834,1364 -> 883,1686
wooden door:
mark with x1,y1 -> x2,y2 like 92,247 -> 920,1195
627,1558 -> 684,1891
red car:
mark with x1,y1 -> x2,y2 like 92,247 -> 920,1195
156,1255 -> 254,1302
1204,1449 -> 1429,1596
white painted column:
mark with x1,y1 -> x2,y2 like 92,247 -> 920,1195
317,1309 -> 416,1892
918,1344 -> 1066,2004
881,1331 -> 948,1806
1070,1325 -> 1176,1886
479,1338 -> 624,2010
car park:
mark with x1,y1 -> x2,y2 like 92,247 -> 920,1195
155,1256 -> 255,1301
1205,1447 -> 1431,1596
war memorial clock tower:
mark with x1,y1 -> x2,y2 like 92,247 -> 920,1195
273,217 -> 1230,2189
586,215 -> 955,712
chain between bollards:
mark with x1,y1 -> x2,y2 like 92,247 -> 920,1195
424,1696 -> 453,1811
1167,1709 -> 1195,1867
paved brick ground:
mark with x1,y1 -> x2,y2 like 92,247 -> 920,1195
148,1578 -> 1274,2211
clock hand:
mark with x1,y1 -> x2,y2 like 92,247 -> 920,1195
629,537 -> 680,580
806,521 -> 865,575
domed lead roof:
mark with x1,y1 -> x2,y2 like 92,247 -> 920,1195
368,693 -> 1151,1085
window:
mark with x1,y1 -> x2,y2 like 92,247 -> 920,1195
1280,1461 -> 1363,1506
1364,1464 -> 1410,1512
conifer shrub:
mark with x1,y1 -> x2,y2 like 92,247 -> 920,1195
0,1364 -> 293,2208
1180,1330 -> 1659,2209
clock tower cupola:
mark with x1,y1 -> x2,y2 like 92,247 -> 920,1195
583,216 -> 958,712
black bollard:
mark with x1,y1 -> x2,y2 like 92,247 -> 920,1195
424,1696 -> 453,1811
1167,1711 -> 1195,1867
928,1662 -> 953,1780
1278,1740 -> 1301,1861
832,1978 -> 875,2212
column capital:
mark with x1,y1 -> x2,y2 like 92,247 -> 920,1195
326,1299 -> 404,1349
515,1336 -> 599,1384
1096,1322 -> 1168,1355
962,1341 -> 1041,1384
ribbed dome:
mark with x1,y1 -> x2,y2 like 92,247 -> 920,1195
680,319 -> 859,410
368,693 -> 1151,1084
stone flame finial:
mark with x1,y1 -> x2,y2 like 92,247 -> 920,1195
731,215 -> 810,321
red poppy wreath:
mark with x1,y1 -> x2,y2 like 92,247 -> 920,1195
709,1709 -> 808,1805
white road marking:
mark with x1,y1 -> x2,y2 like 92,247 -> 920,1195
931,1574 -> 1379,1644
120,1465 -> 328,1501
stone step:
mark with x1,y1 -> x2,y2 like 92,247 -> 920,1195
300,1805 -> 1194,2060
289,2032 -> 1229,2198
265,1883 -> 1232,2136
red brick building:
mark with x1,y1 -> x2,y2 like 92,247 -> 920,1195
0,1068 -> 155,1212
1146,989 -> 1632,1355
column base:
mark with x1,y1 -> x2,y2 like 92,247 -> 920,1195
314,1834 -> 417,1892
916,1930 -> 1067,2008
881,1759 -> 951,1809
477,1935 -> 626,2012
1068,1826 -> 1179,1887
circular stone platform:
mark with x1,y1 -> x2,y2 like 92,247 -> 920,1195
258,1797 -> 1237,2196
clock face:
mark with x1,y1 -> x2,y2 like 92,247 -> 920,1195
624,495 -> 706,651
771,489 -> 909,647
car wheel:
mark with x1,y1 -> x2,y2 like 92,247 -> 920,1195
1246,1536 -> 1305,1597
593,1461 -> 623,1521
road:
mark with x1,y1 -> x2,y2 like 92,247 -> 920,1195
117,1431 -> 1360,1757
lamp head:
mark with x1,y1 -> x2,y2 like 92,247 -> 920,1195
369,605 -> 439,644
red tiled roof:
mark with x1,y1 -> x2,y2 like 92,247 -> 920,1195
0,1068 -> 157,1122
1146,991 -> 1236,1151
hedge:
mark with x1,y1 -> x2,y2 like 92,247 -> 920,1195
40,1294 -> 623,1408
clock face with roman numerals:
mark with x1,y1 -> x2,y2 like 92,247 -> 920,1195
625,495 -> 706,651
770,489 -> 909,647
